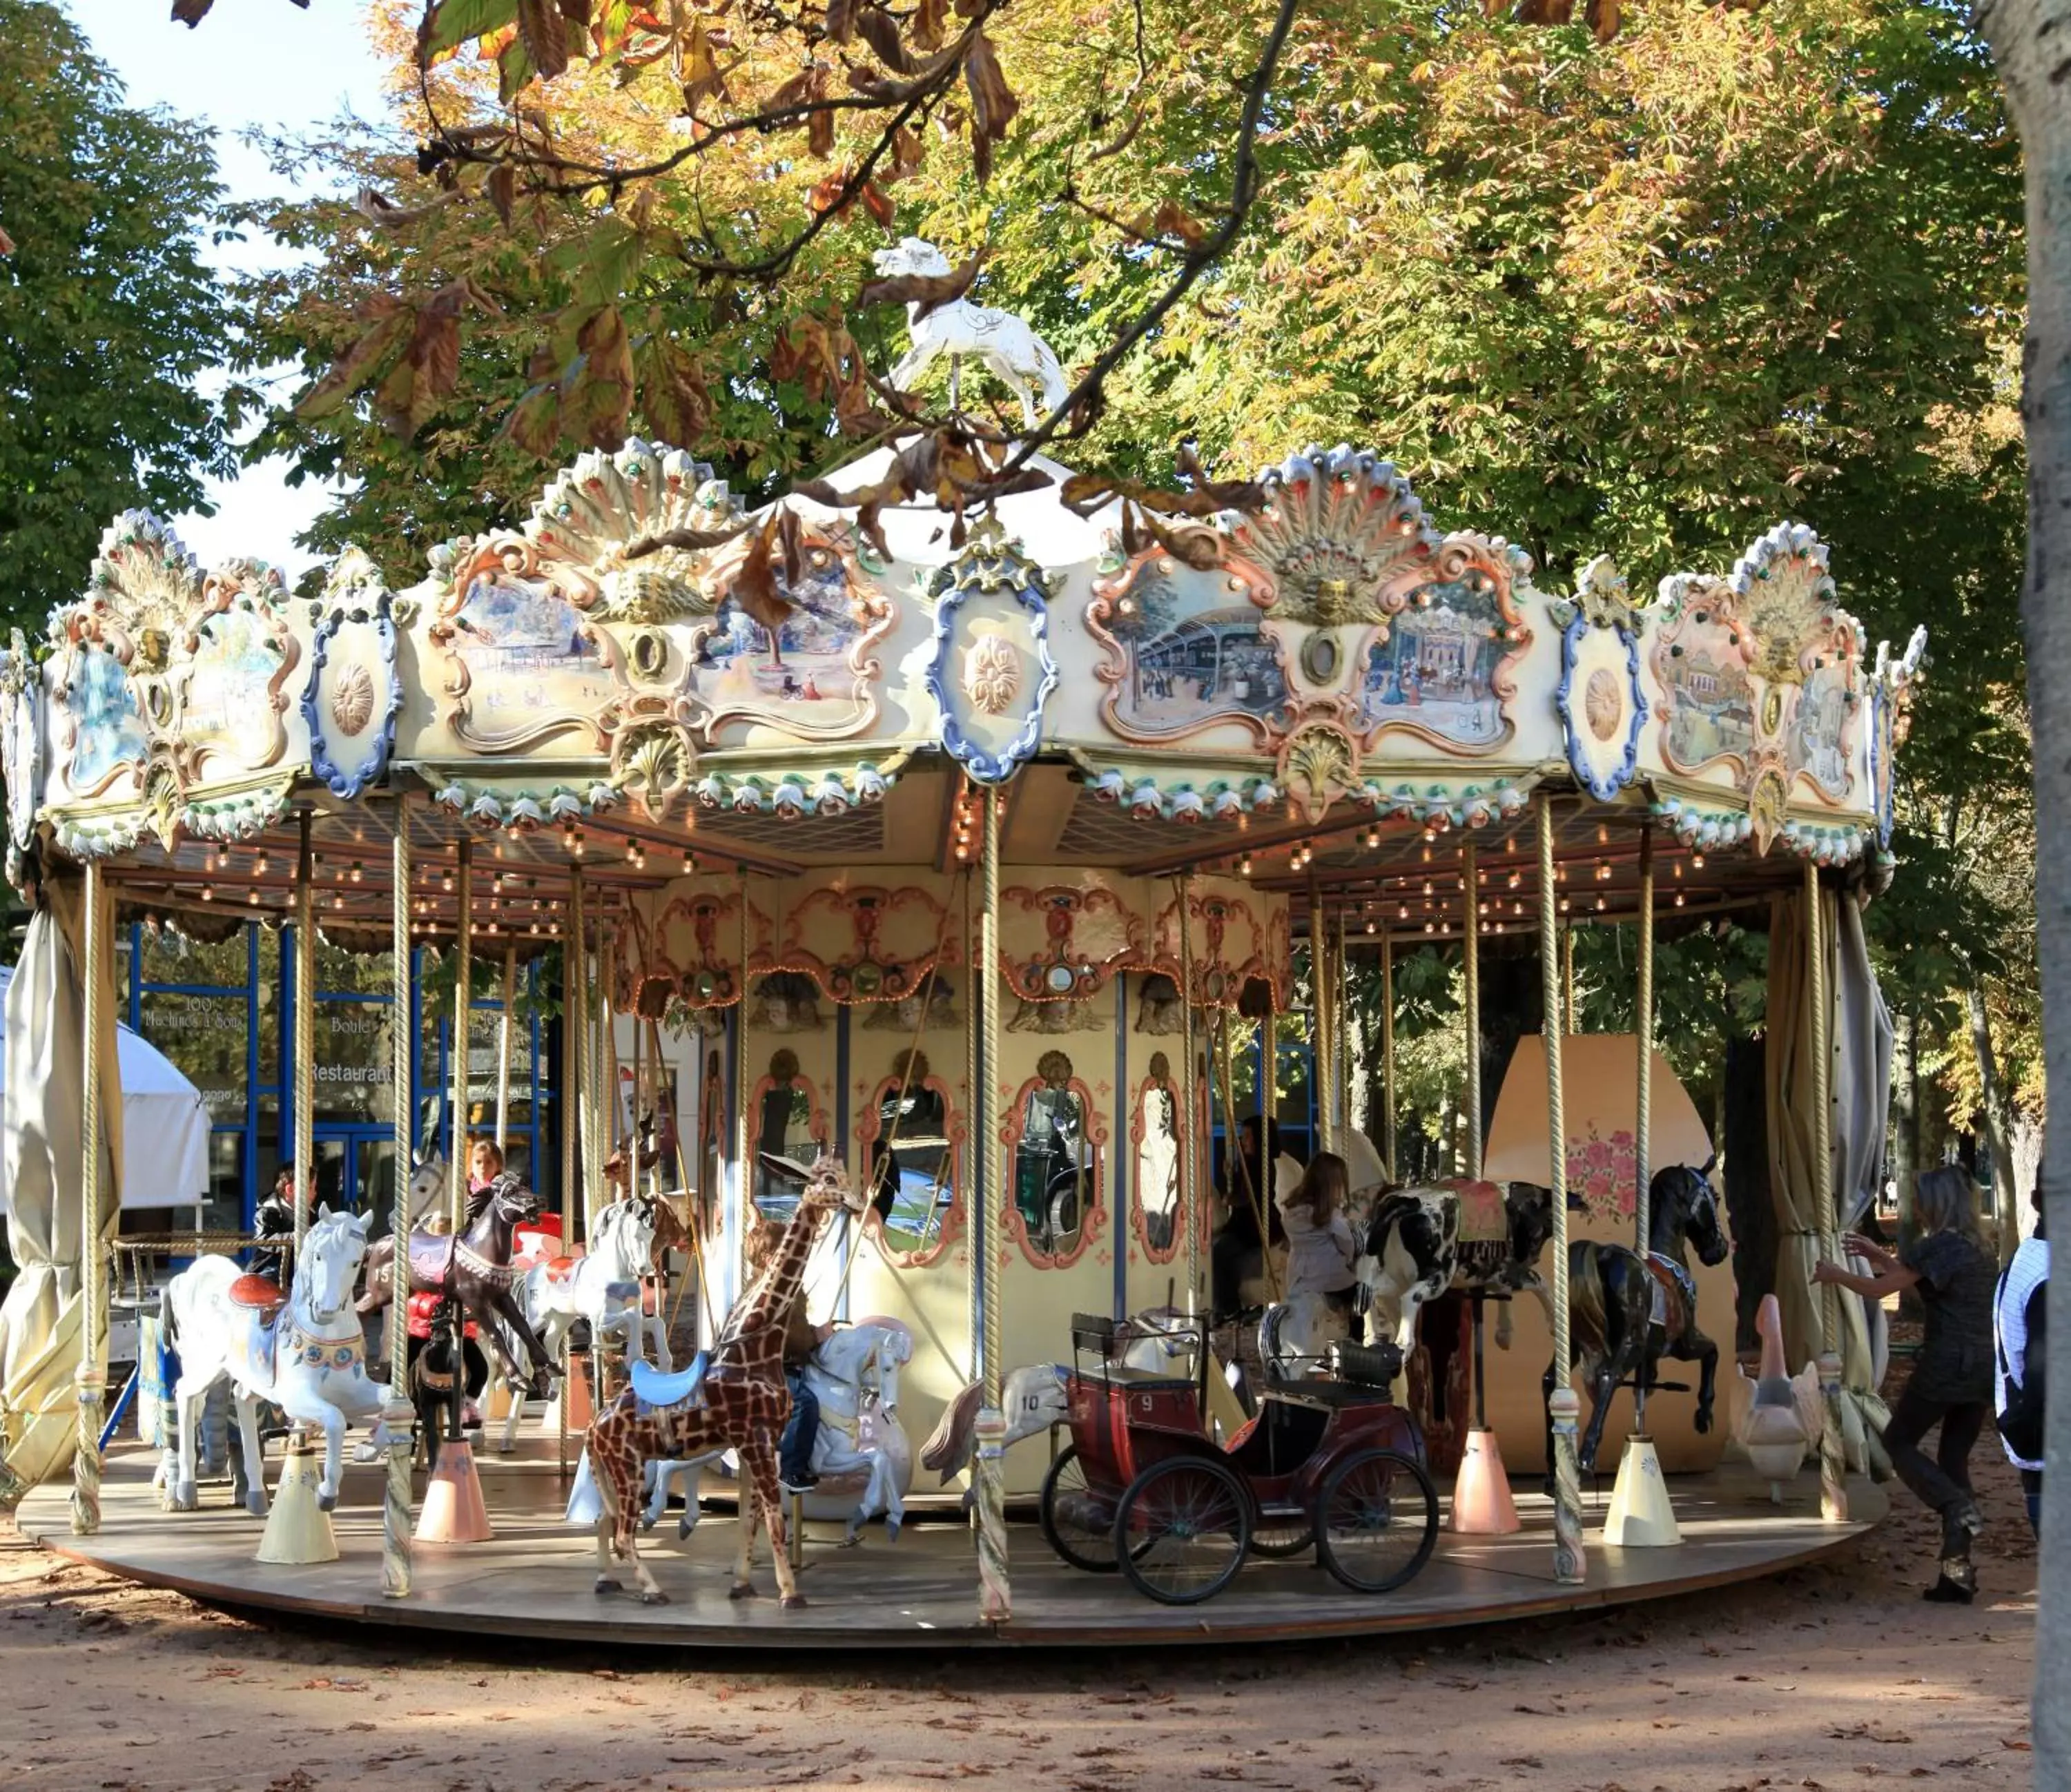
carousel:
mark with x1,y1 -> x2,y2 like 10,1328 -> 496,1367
0,273 -> 1921,1643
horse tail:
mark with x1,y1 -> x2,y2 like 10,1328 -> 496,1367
920,1379 -> 982,1482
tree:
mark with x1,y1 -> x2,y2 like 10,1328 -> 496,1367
1965,0 -> 2071,1770
0,0 -> 234,627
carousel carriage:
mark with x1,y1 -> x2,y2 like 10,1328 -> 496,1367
0,262 -> 1925,1615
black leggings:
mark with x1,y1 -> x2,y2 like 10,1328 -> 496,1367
1882,1381 -> 1987,1517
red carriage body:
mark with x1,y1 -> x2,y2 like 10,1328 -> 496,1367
1044,1313 -> 1439,1605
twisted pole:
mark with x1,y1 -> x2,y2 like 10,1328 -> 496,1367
294,810 -> 317,1255
70,860 -> 106,1537
382,802 -> 415,1595
450,837 -> 472,1236
1463,837 -> 1481,1180
1633,824 -> 1655,1435
975,788 -> 1009,1623
1176,873 -> 1201,1309
1379,923 -> 1397,1182
1808,860 -> 1849,1523
496,946 -> 516,1156
1539,792 -> 1585,1584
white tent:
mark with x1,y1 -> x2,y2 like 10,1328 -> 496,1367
0,965 -> 210,1211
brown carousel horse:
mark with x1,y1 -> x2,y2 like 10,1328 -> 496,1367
586,1149 -> 867,1607
358,1168 -> 561,1398
1543,1160 -> 1730,1486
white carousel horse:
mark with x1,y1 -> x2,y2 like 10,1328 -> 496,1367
402,1152 -> 449,1231
1258,1294 -> 1353,1381
645,1321 -> 914,1544
159,1206 -> 392,1514
799,1320 -> 913,1543
871,237 -> 1071,429
490,1194 -> 663,1454
921,1307 -> 1198,1489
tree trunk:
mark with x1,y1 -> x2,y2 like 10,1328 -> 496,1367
1962,974 -> 2021,1266
1967,0 -> 2070,1765
1723,1033 -> 1775,1354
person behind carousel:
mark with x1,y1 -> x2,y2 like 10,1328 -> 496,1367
1276,1151 -> 1359,1318
251,1162 -> 299,1283
1211,1116 -> 1292,1322
1816,1165 -> 1995,1601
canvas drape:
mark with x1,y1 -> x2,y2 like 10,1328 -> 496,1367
0,878 -> 123,1494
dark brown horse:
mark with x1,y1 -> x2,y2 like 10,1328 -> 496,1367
359,1170 -> 559,1398
1543,1160 -> 1730,1483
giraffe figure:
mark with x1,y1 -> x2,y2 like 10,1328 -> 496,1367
587,1148 -> 866,1606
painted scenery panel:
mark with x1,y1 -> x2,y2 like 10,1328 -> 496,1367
1657,616 -> 1757,772
692,544 -> 878,733
186,609 -> 286,766
1356,577 -> 1506,748
64,645 -> 145,792
451,573 -> 615,746
1787,662 -> 1856,800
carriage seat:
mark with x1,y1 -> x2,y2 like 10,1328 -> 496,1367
1258,1339 -> 1403,1410
1224,1397 -> 1332,1477
227,1274 -> 285,1316
630,1351 -> 708,1414
406,1292 -> 478,1341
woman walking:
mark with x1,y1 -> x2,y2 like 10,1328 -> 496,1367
1816,1165 -> 1995,1601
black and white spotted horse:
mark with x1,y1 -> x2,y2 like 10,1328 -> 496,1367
1354,1180 -> 1557,1391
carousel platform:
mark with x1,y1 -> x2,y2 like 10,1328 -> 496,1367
15,1444 -> 1887,1650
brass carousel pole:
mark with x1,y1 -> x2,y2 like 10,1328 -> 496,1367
70,859 -> 105,1537
1462,837 -> 1481,1180
1334,907 -> 1352,1154
1633,826 -> 1655,1427
569,867 -> 590,1244
496,946 -> 516,1158
1379,922 -> 1397,1182
975,788 -> 1009,1624
558,866 -> 583,1473
735,866 -> 751,1251
382,801 -> 416,1595
449,837 -> 472,1237
1538,792 -> 1586,1584
294,810 -> 317,1255
1602,821 -> 1679,1546
1177,873 -> 1201,1312
1307,869 -> 1332,1156
1808,859 -> 1849,1523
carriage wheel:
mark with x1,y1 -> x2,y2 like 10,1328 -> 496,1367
1314,1448 -> 1439,1595
1039,1445 -> 1122,1572
1114,1456 -> 1251,1606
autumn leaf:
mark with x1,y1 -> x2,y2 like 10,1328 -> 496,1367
963,32 -> 1018,184
486,162 -> 516,228
679,18 -> 725,110
572,303 -> 634,446
911,0 -> 946,52
859,245 -> 983,318
298,298 -> 411,420
636,333 -> 712,446
856,7 -> 919,73
0,220 -> 13,256
503,382 -> 562,456
861,179 -> 896,227
516,0 -> 571,79
824,0 -> 856,46
420,0 -> 521,64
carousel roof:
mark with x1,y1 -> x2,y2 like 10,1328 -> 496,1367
0,439 -> 1927,953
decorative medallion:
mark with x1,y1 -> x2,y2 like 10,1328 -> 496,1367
779,884 -> 957,1004
305,549 -> 402,801
1553,554 -> 1644,801
926,516 -> 1058,783
1276,723 -> 1359,823
1000,886 -> 1143,1003
962,627 -> 1020,716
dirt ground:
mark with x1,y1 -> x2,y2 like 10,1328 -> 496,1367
0,1419 -> 2038,1792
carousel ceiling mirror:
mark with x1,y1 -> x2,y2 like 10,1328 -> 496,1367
858,1047 -> 964,1267
750,1046 -> 827,1220
1131,1052 -> 1182,1264
1003,1049 -> 1106,1269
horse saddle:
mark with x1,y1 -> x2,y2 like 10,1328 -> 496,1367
1644,1252 -> 1697,1333
542,1254 -> 585,1286
1450,1179 -> 1507,1245
406,1230 -> 460,1292
631,1351 -> 709,1417
228,1274 -> 286,1316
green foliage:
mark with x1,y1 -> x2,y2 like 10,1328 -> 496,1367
0,0 -> 234,627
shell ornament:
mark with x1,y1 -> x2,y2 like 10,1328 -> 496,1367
330,661 -> 377,738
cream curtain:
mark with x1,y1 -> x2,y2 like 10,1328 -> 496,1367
0,877 -> 123,1494
1766,887 -> 1884,1469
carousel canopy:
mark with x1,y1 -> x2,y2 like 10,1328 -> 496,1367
0,437 -> 1927,991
